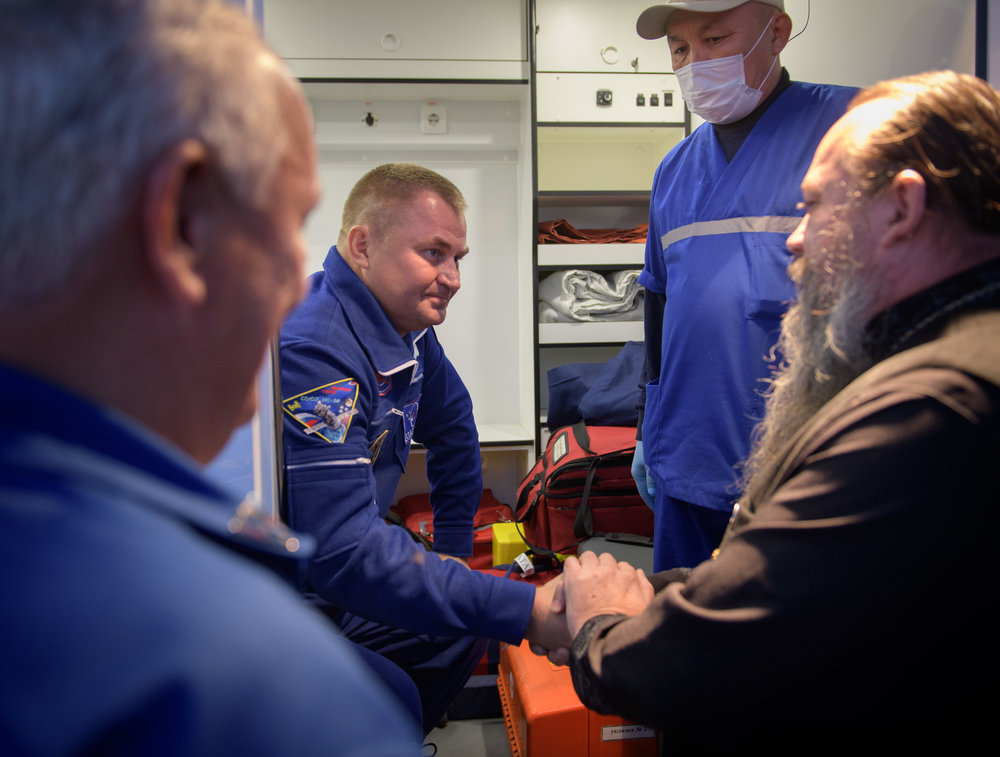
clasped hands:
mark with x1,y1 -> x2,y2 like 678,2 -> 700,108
524,550 -> 655,666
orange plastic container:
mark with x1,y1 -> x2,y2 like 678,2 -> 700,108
498,640 -> 659,757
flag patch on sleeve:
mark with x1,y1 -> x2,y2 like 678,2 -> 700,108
283,379 -> 359,444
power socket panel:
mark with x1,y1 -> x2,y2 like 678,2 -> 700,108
420,104 -> 448,134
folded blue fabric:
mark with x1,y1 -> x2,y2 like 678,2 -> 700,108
546,341 -> 643,428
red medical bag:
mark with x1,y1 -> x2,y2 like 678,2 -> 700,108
514,423 -> 652,554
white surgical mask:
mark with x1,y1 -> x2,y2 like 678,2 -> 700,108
675,17 -> 779,124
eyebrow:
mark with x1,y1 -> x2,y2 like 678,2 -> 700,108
667,18 -> 729,42
422,235 -> 470,256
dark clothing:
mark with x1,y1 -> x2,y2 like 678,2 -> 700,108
571,260 -> 1000,754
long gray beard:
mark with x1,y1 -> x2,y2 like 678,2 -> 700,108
740,249 -> 878,495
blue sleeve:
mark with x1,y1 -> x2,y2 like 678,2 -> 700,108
636,156 -> 671,428
637,148 -> 674,298
412,328 -> 482,557
281,334 -> 535,643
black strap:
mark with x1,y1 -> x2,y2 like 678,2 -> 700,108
571,458 -> 599,539
384,510 -> 433,551
571,421 -> 595,455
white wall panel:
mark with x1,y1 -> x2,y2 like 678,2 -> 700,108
780,0 -> 976,87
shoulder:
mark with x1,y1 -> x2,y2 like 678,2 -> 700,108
280,277 -> 371,398
791,364 -> 999,506
653,124 -> 711,179
783,80 -> 858,116
0,496 -> 420,755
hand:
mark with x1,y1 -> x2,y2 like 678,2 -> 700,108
563,551 -> 655,638
524,575 -> 572,663
631,441 -> 655,509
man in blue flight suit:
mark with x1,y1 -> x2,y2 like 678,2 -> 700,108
280,163 -> 569,734
0,1 -> 422,754
629,0 -> 858,570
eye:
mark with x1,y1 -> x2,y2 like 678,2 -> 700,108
797,195 -> 819,213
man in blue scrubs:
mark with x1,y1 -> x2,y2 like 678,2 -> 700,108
630,0 -> 857,570
0,1 -> 421,753
280,163 -> 569,734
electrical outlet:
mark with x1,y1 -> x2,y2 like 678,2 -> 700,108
421,103 -> 447,134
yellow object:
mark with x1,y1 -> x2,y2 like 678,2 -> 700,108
492,522 -> 529,566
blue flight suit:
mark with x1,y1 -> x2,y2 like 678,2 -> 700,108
280,248 -> 536,733
0,362 -> 421,756
640,80 -> 857,571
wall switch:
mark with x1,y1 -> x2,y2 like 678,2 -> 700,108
421,103 -> 448,134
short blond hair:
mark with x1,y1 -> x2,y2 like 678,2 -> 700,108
340,163 -> 467,242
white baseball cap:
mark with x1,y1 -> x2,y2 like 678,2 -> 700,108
637,0 -> 786,40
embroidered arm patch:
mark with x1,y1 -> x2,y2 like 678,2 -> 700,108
283,379 -> 359,444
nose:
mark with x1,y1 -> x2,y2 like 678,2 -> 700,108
439,257 -> 461,290
786,215 -> 807,256
690,47 -> 709,64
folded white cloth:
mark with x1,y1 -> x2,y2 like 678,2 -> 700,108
538,269 -> 643,322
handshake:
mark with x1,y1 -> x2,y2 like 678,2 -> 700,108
523,550 -> 656,665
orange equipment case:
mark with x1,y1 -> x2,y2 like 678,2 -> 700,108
498,640 -> 659,757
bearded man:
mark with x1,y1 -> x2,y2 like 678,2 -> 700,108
553,70 -> 1000,755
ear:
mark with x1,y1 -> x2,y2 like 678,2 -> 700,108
344,224 -> 373,272
141,140 -> 214,306
770,13 -> 793,55
878,169 -> 927,249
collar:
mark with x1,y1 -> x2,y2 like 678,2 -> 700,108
0,361 -> 224,500
713,67 -> 792,162
0,361 -> 312,565
865,257 -> 1000,362
322,246 -> 425,377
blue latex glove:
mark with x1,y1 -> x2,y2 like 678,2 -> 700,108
631,440 -> 656,509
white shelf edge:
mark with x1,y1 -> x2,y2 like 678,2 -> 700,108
537,243 -> 645,267
539,321 -> 644,344
286,58 -> 530,82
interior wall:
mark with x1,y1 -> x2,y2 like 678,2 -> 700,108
300,87 -> 531,429
780,0 -> 976,87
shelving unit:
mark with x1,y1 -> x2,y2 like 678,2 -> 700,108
530,0 -> 689,448
532,184 -> 655,448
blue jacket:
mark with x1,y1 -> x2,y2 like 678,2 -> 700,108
639,81 -> 857,512
0,362 -> 421,756
280,248 -> 535,641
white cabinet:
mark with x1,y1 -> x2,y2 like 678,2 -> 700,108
261,0 -> 528,79
534,0 -> 672,74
